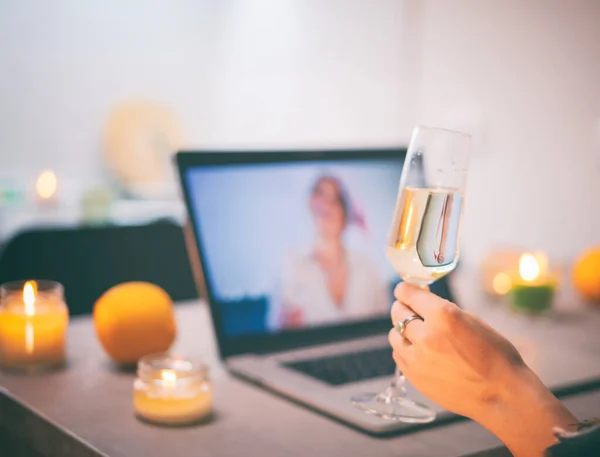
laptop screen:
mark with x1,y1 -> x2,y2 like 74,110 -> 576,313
182,153 -> 408,338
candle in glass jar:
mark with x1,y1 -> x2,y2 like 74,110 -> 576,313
509,253 -> 556,313
480,249 -> 522,297
134,353 -> 212,425
0,280 -> 69,370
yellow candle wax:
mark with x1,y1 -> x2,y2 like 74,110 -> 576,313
0,280 -> 69,370
134,354 -> 212,425
134,382 -> 212,425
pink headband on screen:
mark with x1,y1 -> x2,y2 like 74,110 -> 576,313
347,197 -> 369,237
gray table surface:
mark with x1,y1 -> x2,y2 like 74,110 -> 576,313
2,274 -> 600,457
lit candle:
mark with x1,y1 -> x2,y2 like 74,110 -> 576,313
134,353 -> 212,426
509,253 -> 556,313
0,280 -> 69,370
481,249 -> 522,297
35,169 -> 58,206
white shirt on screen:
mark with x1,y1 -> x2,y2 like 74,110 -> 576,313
268,250 -> 389,331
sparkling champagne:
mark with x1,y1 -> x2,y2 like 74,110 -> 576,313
387,186 -> 464,286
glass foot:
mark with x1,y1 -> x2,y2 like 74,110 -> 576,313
351,393 -> 436,423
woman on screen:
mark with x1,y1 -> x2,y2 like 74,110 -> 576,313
269,175 -> 389,330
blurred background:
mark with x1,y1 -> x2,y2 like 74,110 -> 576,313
1,0 -> 599,284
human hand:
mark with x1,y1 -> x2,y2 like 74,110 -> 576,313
389,282 -> 576,456
390,282 -> 530,420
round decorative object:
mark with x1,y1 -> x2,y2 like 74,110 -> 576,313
572,247 -> 600,303
93,282 -> 177,365
103,100 -> 184,196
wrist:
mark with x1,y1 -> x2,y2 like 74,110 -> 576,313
478,367 -> 577,457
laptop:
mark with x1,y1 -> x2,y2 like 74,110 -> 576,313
176,148 -> 457,434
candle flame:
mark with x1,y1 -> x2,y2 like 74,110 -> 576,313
23,281 -> 37,316
519,253 -> 540,282
36,170 -> 58,200
161,369 -> 177,387
492,272 -> 512,295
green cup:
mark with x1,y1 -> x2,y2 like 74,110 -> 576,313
509,283 -> 555,314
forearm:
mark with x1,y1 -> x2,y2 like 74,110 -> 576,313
478,367 -> 577,457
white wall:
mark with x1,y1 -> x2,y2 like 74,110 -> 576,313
0,0 -> 222,180
412,0 -> 600,265
212,1 -> 412,147
0,0 -> 410,180
1,0 -> 599,265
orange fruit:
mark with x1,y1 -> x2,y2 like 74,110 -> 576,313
572,248 -> 600,302
94,282 -> 176,364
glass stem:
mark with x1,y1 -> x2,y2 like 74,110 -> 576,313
377,282 -> 424,404
378,367 -> 407,403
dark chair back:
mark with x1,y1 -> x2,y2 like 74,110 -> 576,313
0,221 -> 198,316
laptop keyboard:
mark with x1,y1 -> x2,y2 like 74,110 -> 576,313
284,346 -> 395,386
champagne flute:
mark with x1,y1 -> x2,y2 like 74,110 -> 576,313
351,125 -> 471,422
